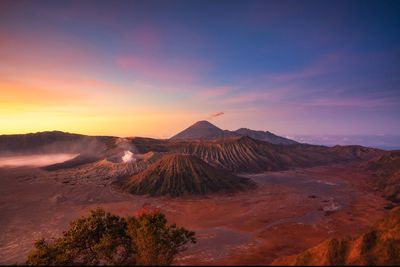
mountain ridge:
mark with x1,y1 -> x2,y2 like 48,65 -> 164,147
170,120 -> 297,144
234,127 -> 298,145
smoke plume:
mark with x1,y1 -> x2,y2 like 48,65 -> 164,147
209,111 -> 224,119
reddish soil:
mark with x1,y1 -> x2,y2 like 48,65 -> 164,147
0,163 -> 388,265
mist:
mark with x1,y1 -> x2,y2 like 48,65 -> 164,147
0,153 -> 79,167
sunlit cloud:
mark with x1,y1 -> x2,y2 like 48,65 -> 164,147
124,25 -> 163,50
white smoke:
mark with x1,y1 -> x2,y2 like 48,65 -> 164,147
122,150 -> 135,163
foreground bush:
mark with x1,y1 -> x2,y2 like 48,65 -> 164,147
26,208 -> 196,266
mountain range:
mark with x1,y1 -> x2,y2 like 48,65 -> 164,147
170,120 -> 297,145
132,135 -> 381,173
0,121 -> 389,197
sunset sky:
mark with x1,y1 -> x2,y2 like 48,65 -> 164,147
1,0 -> 399,139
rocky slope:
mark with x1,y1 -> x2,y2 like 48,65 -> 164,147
172,137 -> 381,173
46,151 -> 161,186
367,151 -> 400,203
121,154 -> 256,197
234,128 -> 298,145
273,207 -> 400,265
132,136 -> 382,173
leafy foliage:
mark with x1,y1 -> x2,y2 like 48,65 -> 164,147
26,208 -> 195,266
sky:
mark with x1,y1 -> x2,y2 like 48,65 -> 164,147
1,0 -> 399,141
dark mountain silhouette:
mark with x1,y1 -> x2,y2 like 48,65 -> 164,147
170,120 -> 237,140
234,128 -> 298,145
121,154 -> 256,197
273,207 -> 400,265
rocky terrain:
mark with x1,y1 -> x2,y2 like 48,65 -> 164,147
0,163 -> 388,265
0,121 -> 397,265
173,137 -> 381,173
121,154 -> 255,197
367,151 -> 400,203
234,128 -> 298,145
132,137 -> 381,174
273,207 -> 400,265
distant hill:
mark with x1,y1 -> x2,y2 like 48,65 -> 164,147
273,207 -> 400,265
0,131 -> 116,156
121,154 -> 256,197
170,120 -> 238,140
234,128 -> 298,145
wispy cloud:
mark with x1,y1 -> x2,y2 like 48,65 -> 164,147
263,53 -> 343,83
115,54 -> 212,84
305,96 -> 398,108
209,111 -> 224,119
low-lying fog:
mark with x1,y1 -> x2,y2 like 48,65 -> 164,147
0,153 -> 79,167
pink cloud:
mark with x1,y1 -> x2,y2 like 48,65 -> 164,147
115,54 -> 212,84
306,97 -> 395,108
196,86 -> 233,99
0,28 -> 101,71
29,2 -> 120,30
122,24 -> 207,52
266,66 -> 324,83
221,87 -> 296,105
200,111 -> 226,121
264,53 -> 343,83
124,26 -> 162,50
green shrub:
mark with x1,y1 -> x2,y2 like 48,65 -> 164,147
26,208 -> 195,266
